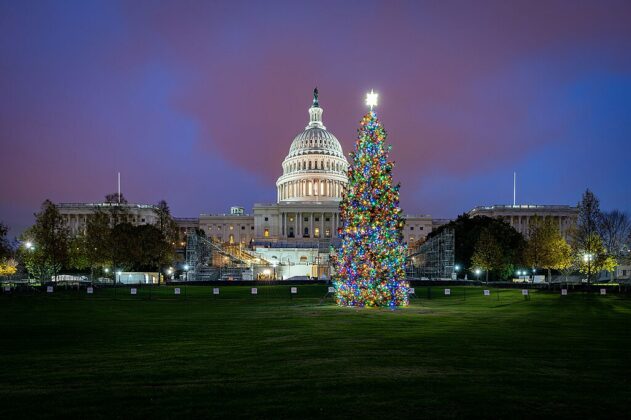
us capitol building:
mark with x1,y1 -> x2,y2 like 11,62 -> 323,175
55,89 -> 579,279
175,90 -> 437,277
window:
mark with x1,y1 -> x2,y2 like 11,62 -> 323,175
420,226 -> 424,230
325,218 -> 330,222
251,226 -> 254,230
315,217 -> 320,222
229,234 -> 234,244
264,228 -> 269,238
289,217 -> 294,222
264,217 -> 268,221
229,226 -> 234,230
325,228 -> 330,237
241,226 -> 245,230
141,218 -> 145,222
314,227 -> 320,238
304,217 -> 308,222
410,226 -> 414,230
303,227 -> 309,237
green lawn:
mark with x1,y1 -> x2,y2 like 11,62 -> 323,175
0,285 -> 630,419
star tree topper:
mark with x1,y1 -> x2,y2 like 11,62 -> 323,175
365,89 -> 378,110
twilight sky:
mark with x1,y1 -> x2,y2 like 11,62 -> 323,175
1,0 -> 631,236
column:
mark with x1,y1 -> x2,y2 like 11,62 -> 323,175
310,213 -> 314,238
282,212 -> 286,236
320,213 -> 324,238
298,212 -> 302,237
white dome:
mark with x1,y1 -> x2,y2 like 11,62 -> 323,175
276,89 -> 349,203
287,127 -> 345,159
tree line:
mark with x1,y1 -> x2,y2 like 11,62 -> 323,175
2,194 -> 180,282
426,189 -> 629,282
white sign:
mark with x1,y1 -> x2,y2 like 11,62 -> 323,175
46,286 -> 53,293
213,288 -> 220,295
251,288 -> 258,295
174,288 -> 181,295
561,289 -> 567,296
409,287 -> 415,294
4,286 -> 10,292
131,288 -> 137,295
291,287 -> 297,294
600,288 -> 606,295
328,287 -> 335,293
87,287 -> 93,294
444,289 -> 451,295
483,290 -> 490,296
522,289 -> 529,296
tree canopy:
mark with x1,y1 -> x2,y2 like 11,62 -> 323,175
523,218 -> 573,281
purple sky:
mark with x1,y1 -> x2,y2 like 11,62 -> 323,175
1,0 -> 631,236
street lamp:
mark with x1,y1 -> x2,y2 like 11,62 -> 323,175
183,264 -> 190,281
475,268 -> 481,281
583,253 -> 594,283
271,258 -> 278,280
116,270 -> 122,285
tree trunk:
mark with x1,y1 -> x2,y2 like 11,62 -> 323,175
485,270 -> 489,283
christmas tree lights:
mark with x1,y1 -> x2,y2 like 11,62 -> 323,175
333,92 -> 408,307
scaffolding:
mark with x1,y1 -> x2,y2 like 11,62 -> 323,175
185,230 -> 269,280
407,228 -> 455,279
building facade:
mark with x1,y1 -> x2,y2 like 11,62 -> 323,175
58,202 -> 159,235
468,204 -> 578,239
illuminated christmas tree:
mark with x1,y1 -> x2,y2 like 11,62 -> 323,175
333,91 -> 408,307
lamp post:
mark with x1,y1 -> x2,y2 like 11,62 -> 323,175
454,264 -> 460,280
183,264 -> 190,282
583,253 -> 593,284
115,270 -> 122,298
271,259 -> 278,280
475,268 -> 481,282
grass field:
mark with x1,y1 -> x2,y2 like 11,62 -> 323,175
1,285 -> 630,419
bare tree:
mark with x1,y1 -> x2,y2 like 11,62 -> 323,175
599,210 -> 630,256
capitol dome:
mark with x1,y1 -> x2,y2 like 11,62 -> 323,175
276,89 -> 349,202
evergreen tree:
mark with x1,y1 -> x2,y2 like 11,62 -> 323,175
333,104 -> 407,307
